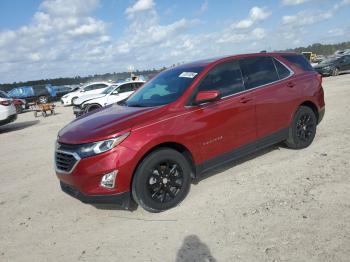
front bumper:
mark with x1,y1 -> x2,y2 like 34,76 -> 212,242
55,144 -> 138,207
60,181 -> 131,209
0,114 -> 17,126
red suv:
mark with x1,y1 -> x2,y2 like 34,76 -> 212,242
55,52 -> 325,212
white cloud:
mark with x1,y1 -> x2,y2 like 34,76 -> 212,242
233,6 -> 271,29
282,10 -> 332,27
0,0 -> 109,82
282,0 -> 309,6
125,0 -> 155,15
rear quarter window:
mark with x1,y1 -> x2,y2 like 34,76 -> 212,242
281,54 -> 314,72
273,58 -> 292,79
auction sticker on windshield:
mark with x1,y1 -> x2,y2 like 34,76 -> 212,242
179,72 -> 198,78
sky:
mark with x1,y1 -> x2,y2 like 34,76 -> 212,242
0,0 -> 349,83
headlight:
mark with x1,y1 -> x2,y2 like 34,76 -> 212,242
76,132 -> 130,158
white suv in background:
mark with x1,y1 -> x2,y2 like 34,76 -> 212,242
60,82 -> 114,106
0,91 -> 17,126
73,81 -> 145,117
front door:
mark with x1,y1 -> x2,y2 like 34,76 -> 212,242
185,60 -> 256,165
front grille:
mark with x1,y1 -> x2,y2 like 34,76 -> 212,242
55,150 -> 80,174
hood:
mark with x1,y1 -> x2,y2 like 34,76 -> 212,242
74,93 -> 106,105
58,103 -> 166,144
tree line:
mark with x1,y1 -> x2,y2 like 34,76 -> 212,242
1,41 -> 349,92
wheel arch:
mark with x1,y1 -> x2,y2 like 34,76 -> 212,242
299,100 -> 319,122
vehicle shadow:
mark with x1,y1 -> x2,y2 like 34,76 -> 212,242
195,144 -> 282,183
0,120 -> 39,133
176,235 -> 217,262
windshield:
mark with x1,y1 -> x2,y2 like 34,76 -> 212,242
102,85 -> 117,94
125,66 -> 204,107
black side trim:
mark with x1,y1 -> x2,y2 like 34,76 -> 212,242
196,128 -> 289,174
60,182 -> 131,209
0,114 -> 17,126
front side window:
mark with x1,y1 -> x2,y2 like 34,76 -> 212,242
240,56 -> 279,89
118,83 -> 134,93
125,66 -> 204,107
196,60 -> 244,97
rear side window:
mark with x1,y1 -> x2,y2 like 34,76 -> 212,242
281,54 -> 314,72
273,59 -> 291,79
240,56 -> 279,89
33,85 -> 49,96
197,60 -> 245,97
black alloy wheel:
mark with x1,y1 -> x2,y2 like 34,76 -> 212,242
285,106 -> 317,149
147,161 -> 184,204
132,148 -> 191,212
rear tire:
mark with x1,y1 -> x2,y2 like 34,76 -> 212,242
132,148 -> 191,212
285,106 -> 317,149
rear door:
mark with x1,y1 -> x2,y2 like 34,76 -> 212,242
239,56 -> 299,141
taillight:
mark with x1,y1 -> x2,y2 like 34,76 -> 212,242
0,100 -> 12,106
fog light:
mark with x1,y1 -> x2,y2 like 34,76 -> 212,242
100,171 -> 117,189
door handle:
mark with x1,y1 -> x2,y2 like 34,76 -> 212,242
287,82 -> 295,88
240,97 -> 252,104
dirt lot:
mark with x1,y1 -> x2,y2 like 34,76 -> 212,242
1,75 -> 350,262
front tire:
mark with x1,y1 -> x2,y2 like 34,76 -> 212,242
285,106 -> 317,149
132,148 -> 191,212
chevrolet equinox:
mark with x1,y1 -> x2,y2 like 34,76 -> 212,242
55,52 -> 325,212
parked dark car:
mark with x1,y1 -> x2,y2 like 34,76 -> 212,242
8,84 -> 56,105
55,52 -> 325,212
313,55 -> 350,76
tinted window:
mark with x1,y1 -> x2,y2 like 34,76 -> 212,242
197,60 -> 244,97
126,66 -> 204,107
273,59 -> 291,79
240,56 -> 279,89
118,83 -> 134,93
282,54 -> 314,72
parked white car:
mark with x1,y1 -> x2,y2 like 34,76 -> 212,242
73,81 -> 145,117
0,91 -> 17,126
60,82 -> 114,106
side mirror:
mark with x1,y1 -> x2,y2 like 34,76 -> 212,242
111,91 -> 119,95
195,90 -> 220,104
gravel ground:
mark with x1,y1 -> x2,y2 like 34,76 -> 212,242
1,74 -> 350,262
